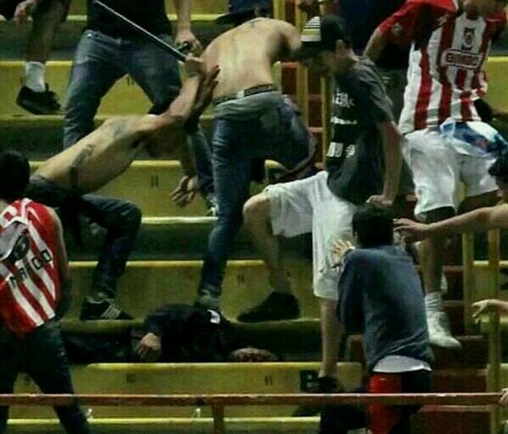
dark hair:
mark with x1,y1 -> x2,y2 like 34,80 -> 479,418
232,7 -> 271,26
0,150 -> 30,202
488,150 -> 508,181
352,204 -> 393,248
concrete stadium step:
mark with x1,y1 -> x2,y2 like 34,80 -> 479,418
28,160 -> 280,217
10,362 -> 363,419
8,417 -> 320,434
345,333 -> 488,370
0,61 -> 283,116
66,259 -> 316,320
59,317 -> 323,360
68,216 -> 311,261
69,0 -> 228,15
0,16 -> 223,60
413,406 -> 492,434
6,411 -> 496,434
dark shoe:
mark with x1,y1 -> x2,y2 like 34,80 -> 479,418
237,292 -> 300,322
194,289 -> 221,311
80,297 -> 133,320
292,376 -> 342,417
16,84 -> 61,115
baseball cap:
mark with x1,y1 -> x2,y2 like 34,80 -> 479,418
215,0 -> 273,25
294,15 -> 351,60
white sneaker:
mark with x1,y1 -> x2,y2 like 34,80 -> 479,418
427,311 -> 462,349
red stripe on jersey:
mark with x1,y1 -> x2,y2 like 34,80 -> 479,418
414,48 -> 432,130
0,199 -> 60,336
437,19 -> 455,122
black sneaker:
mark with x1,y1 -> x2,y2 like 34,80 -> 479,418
79,297 -> 133,320
237,292 -> 300,322
16,84 -> 61,115
292,376 -> 342,417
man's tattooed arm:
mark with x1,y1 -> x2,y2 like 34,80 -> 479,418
69,144 -> 93,191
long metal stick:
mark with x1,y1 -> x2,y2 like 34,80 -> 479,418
93,0 -> 186,61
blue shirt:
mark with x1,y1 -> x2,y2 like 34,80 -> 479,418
338,245 -> 433,372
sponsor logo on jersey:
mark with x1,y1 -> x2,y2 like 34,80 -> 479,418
441,49 -> 483,69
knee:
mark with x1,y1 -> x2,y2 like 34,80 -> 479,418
243,193 -> 270,227
122,202 -> 142,229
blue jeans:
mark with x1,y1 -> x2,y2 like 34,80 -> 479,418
63,29 -> 213,198
199,96 -> 312,295
27,176 -> 142,298
0,321 -> 91,434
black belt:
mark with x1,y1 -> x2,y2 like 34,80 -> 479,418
212,84 -> 278,106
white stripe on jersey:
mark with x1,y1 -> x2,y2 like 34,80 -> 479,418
26,207 -> 56,299
0,262 -> 44,327
400,13 -> 490,134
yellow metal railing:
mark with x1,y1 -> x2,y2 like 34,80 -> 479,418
463,230 -> 502,434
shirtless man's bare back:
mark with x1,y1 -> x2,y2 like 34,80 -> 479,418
26,58 -> 218,321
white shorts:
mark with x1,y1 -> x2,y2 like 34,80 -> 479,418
264,171 -> 357,300
403,128 -> 497,220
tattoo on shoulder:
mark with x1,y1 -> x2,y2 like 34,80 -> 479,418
70,144 -> 93,191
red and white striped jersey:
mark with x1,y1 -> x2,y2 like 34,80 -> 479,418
0,199 -> 61,336
377,0 -> 506,133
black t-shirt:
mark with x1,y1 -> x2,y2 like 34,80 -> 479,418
339,0 -> 408,70
87,0 -> 171,38
326,58 -> 394,205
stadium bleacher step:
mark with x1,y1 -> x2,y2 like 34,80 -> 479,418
8,416 -> 320,434
345,331 -> 488,370
0,61 -> 283,116
68,216 -> 311,261
66,259 -> 316,320
69,0 -> 228,15
11,362 -> 363,418
0,16 -> 224,59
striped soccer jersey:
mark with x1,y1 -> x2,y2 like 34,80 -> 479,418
0,199 -> 61,336
377,0 -> 506,133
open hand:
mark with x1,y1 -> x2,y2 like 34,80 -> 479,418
175,29 -> 202,55
471,299 -> 508,322
135,332 -> 162,362
394,218 -> 431,242
331,239 -> 355,268
14,0 -> 37,23
171,175 -> 199,207
366,194 -> 392,209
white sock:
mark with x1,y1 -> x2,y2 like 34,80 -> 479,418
425,291 -> 443,314
24,62 -> 46,92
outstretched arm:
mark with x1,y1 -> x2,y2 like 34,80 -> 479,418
395,204 -> 508,242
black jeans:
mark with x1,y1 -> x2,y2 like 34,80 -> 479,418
27,175 -> 142,298
0,321 -> 91,434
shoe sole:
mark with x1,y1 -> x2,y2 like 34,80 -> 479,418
16,99 -> 61,115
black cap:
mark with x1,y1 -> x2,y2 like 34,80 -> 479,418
294,15 -> 350,60
215,0 -> 273,25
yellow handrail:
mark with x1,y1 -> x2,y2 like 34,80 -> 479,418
487,229 -> 502,434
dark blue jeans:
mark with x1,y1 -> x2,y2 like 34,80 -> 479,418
63,29 -> 213,198
0,321 -> 91,434
27,175 -> 142,298
199,96 -> 312,295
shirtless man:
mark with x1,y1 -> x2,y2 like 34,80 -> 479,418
26,58 -> 219,320
194,0 -> 314,311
